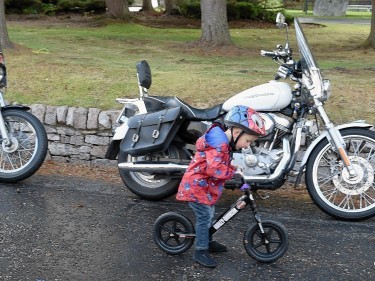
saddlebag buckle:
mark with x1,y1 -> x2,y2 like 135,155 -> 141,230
132,134 -> 139,143
152,130 -> 160,139
131,117 -> 146,147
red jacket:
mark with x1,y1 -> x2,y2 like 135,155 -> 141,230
176,124 -> 235,206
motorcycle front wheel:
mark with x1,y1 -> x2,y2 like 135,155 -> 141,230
306,128 -> 375,221
118,149 -> 183,200
0,109 -> 48,182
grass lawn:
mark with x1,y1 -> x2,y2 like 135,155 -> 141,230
3,14 -> 375,124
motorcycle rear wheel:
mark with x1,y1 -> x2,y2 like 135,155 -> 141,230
0,109 -> 48,182
118,150 -> 182,200
305,128 -> 375,221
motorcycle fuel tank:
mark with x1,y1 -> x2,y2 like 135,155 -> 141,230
222,81 -> 293,112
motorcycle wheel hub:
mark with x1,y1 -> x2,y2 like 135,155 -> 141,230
332,156 -> 374,195
2,137 -> 19,153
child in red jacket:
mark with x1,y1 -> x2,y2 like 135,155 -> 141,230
176,105 -> 266,268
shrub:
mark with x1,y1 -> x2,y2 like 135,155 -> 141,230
56,0 -> 106,13
179,0 -> 285,23
5,0 -> 107,15
5,0 -> 43,14
179,1 -> 201,19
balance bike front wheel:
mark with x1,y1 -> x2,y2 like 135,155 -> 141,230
243,220 -> 288,263
153,212 -> 195,255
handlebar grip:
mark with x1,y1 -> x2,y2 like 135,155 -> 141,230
234,171 -> 245,183
261,50 -> 276,57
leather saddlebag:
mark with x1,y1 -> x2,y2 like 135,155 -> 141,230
120,107 -> 183,156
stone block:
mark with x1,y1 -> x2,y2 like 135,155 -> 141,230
85,135 -> 110,145
45,106 -> 57,125
56,106 -> 69,124
30,104 -> 46,122
87,108 -> 101,130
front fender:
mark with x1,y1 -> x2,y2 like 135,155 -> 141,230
1,105 -> 30,111
299,121 -> 373,169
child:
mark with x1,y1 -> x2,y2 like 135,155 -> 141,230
176,105 -> 266,268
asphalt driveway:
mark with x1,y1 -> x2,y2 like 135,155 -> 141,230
0,166 -> 374,281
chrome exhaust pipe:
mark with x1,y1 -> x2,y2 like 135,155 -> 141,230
118,138 -> 291,181
118,162 -> 189,173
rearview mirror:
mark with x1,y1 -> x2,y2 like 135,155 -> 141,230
276,12 -> 287,28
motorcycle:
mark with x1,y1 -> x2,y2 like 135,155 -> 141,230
0,50 -> 48,182
106,13 -> 375,221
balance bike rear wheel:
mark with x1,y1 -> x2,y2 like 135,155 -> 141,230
243,220 -> 288,263
153,212 -> 195,255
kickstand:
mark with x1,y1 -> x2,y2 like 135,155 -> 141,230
255,190 -> 270,200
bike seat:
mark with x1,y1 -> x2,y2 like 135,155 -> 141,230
145,96 -> 224,121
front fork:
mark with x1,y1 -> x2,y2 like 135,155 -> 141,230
209,184 -> 266,238
0,110 -> 10,146
0,93 -> 10,146
317,105 -> 357,177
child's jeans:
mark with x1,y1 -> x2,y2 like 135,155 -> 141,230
189,202 -> 215,251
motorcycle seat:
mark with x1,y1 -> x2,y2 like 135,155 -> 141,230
146,96 -> 224,121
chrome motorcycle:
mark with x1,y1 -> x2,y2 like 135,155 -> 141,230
0,50 -> 48,182
106,14 -> 375,221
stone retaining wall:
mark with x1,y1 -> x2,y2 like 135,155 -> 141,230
29,104 -> 120,166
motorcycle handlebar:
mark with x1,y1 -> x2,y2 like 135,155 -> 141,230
260,50 -> 276,57
261,49 -> 290,60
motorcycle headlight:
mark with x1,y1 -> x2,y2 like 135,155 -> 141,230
0,65 -> 6,87
0,65 -> 4,81
322,79 -> 331,101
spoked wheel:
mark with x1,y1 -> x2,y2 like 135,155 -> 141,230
305,128 -> 375,221
243,220 -> 288,263
118,148 -> 183,200
153,212 -> 195,255
0,109 -> 48,182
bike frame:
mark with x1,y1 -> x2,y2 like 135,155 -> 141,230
209,184 -> 265,237
177,184 -> 267,239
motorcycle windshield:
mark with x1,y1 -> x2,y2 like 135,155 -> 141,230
294,17 -> 323,97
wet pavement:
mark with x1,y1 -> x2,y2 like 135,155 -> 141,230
0,172 -> 374,281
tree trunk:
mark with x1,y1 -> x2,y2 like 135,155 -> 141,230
105,0 -> 129,18
360,0 -> 375,48
142,0 -> 154,12
200,0 -> 232,47
0,0 -> 13,49
165,0 -> 173,15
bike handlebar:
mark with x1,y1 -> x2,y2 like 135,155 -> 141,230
234,171 -> 250,191
234,171 -> 245,183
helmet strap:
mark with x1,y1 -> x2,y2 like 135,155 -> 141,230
229,128 -> 245,151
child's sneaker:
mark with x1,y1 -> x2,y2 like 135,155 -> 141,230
193,250 -> 217,268
209,241 -> 228,253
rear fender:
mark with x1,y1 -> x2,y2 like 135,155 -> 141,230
105,122 -> 129,160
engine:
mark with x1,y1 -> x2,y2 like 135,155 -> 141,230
231,113 -> 294,176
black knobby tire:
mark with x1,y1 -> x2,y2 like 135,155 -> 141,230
0,109 -> 48,182
153,212 -> 195,255
305,128 -> 375,221
243,220 -> 288,263
118,152 -> 181,200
